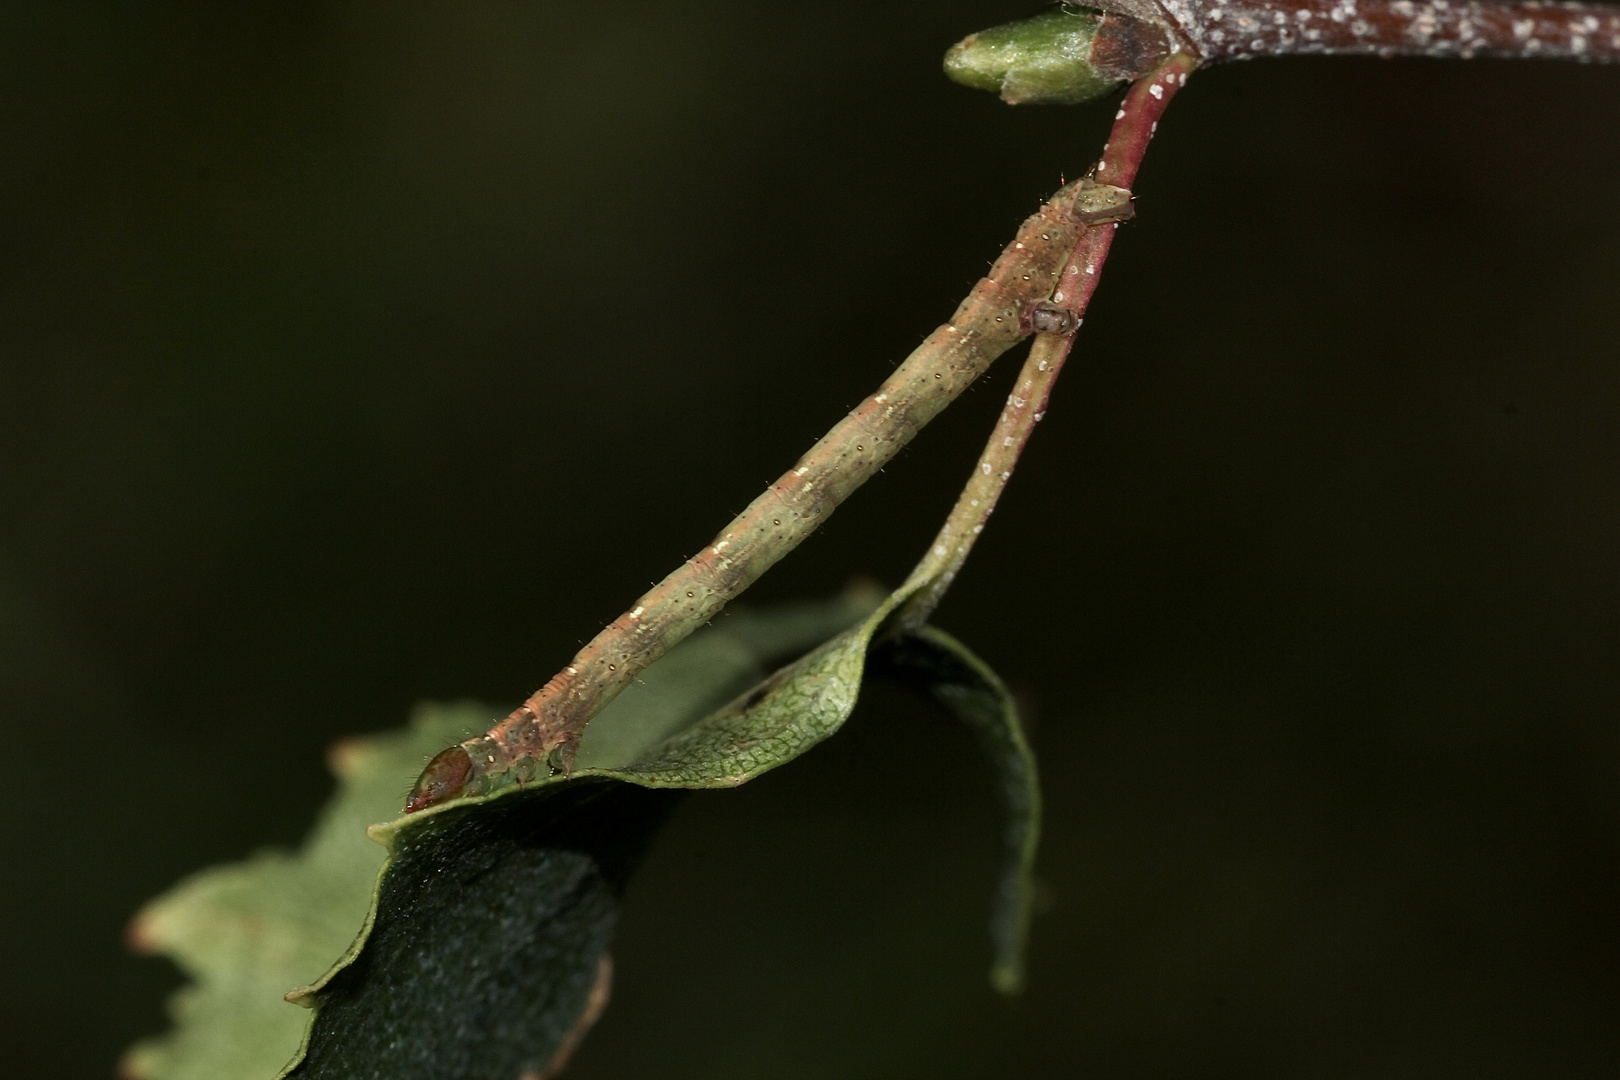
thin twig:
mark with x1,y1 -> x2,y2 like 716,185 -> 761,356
898,52 -> 1198,631
1162,0 -> 1620,64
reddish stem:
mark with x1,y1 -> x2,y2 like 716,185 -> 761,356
899,53 -> 1197,628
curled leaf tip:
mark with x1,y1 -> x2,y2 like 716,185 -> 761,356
325,735 -> 366,779
990,964 -> 1025,996
124,910 -> 161,956
405,744 -> 473,812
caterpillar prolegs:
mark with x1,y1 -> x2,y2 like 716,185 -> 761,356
404,178 -> 1134,812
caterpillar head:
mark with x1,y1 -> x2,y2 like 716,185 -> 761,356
405,744 -> 473,813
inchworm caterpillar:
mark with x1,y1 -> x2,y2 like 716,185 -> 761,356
405,180 -> 1135,812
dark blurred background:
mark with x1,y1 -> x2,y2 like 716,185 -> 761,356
3,2 -> 1617,1076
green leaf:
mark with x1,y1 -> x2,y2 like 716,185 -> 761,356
122,701 -> 494,1080
278,588 -> 905,1078
869,626 -> 1042,994
284,582 -> 1042,1073
125,589 -> 878,1080
285,779 -> 675,1080
597,595 -> 900,787
130,581 -> 1042,1079
574,591 -> 885,772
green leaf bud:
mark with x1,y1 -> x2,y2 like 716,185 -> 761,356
944,8 -> 1122,106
